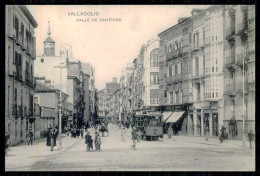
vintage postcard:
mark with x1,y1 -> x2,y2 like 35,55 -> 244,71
5,5 -> 255,171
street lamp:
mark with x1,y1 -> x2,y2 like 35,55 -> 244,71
242,52 -> 246,147
54,43 -> 71,150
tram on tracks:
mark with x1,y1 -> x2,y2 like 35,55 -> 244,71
132,112 -> 163,141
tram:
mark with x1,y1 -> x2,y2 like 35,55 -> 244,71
132,112 -> 163,141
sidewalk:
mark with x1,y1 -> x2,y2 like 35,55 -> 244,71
5,134 -> 83,171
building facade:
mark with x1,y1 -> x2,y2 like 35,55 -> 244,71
5,5 -> 38,145
223,5 -> 255,139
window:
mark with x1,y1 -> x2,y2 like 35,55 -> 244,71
212,36 -> 214,41
216,92 -> 218,97
169,92 -> 173,104
212,92 -> 214,98
175,65 -> 178,75
195,57 -> 199,76
180,63 -> 183,74
41,58 -> 44,63
150,72 -> 159,85
189,33 -> 192,43
216,36 -> 217,41
164,90 -> 167,97
216,67 -> 218,72
15,88 -> 17,102
175,91 -> 179,104
203,55 -> 205,74
150,89 -> 159,104
212,67 -> 214,72
169,67 -> 172,77
150,49 -> 159,67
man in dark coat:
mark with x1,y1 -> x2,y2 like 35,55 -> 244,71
85,131 -> 92,152
46,127 -> 52,146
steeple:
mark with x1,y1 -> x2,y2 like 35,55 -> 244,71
47,21 -> 51,37
43,21 -> 55,56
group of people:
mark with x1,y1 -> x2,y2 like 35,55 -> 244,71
85,131 -> 102,152
46,126 -> 58,151
67,126 -> 85,138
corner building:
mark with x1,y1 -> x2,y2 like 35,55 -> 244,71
158,6 -> 226,137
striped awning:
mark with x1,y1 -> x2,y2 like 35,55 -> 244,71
162,112 -> 173,122
164,111 -> 185,123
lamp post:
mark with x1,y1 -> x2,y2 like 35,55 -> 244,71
242,52 -> 246,147
54,43 -> 71,150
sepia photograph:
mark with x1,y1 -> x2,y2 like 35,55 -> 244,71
5,5 -> 255,171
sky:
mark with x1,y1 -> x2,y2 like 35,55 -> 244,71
27,5 -> 210,90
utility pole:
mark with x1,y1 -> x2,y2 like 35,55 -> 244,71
242,52 -> 246,147
54,51 -> 68,150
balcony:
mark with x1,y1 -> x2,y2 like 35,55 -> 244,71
26,41 -> 32,56
7,24 -> 17,41
166,74 -> 182,84
225,82 -> 236,96
12,104 -> 17,116
236,22 -> 248,40
225,55 -> 236,70
32,37 -> 36,59
21,37 -> 27,51
226,27 -> 236,43
166,51 -> 177,60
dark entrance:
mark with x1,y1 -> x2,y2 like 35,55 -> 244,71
204,113 -> 209,135
190,114 -> 194,135
212,113 -> 218,137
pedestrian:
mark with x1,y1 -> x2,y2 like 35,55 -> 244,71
80,128 -> 84,138
85,131 -> 93,152
121,127 -> 126,142
219,125 -> 226,143
50,128 -> 55,151
131,127 -> 137,150
205,126 -> 209,140
53,127 -> 58,146
95,132 -> 102,151
46,127 -> 51,146
26,128 -> 33,146
66,126 -> 70,137
136,129 -> 142,143
167,124 -> 173,139
248,130 -> 255,149
73,127 -> 77,138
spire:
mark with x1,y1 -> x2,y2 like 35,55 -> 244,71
47,21 -> 51,36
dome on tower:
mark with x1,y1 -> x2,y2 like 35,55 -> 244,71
44,36 -> 55,43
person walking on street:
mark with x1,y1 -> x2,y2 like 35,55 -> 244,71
46,127 -> 52,146
131,127 -> 137,150
95,132 -> 102,151
26,128 -> 33,146
80,128 -> 84,138
136,129 -> 142,143
121,127 -> 126,142
85,131 -> 93,152
53,126 -> 58,146
219,125 -> 226,143
50,128 -> 55,151
205,126 -> 209,140
167,124 -> 173,139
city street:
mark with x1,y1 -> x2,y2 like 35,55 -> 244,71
5,124 -> 255,171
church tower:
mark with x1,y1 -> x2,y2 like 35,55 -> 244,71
43,21 -> 55,56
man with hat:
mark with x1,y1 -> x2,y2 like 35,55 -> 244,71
95,132 -> 101,151
26,127 -> 33,146
85,130 -> 92,152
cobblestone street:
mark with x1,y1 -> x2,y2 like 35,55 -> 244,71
5,124 -> 255,171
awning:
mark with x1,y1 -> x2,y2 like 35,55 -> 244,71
165,111 -> 185,123
162,112 -> 173,122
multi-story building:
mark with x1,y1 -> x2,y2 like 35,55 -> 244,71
103,78 -> 120,117
34,79 -> 69,134
223,5 -> 255,139
142,39 -> 160,111
5,5 -> 38,145
81,63 -> 96,121
97,89 -> 105,117
158,6 -> 226,137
